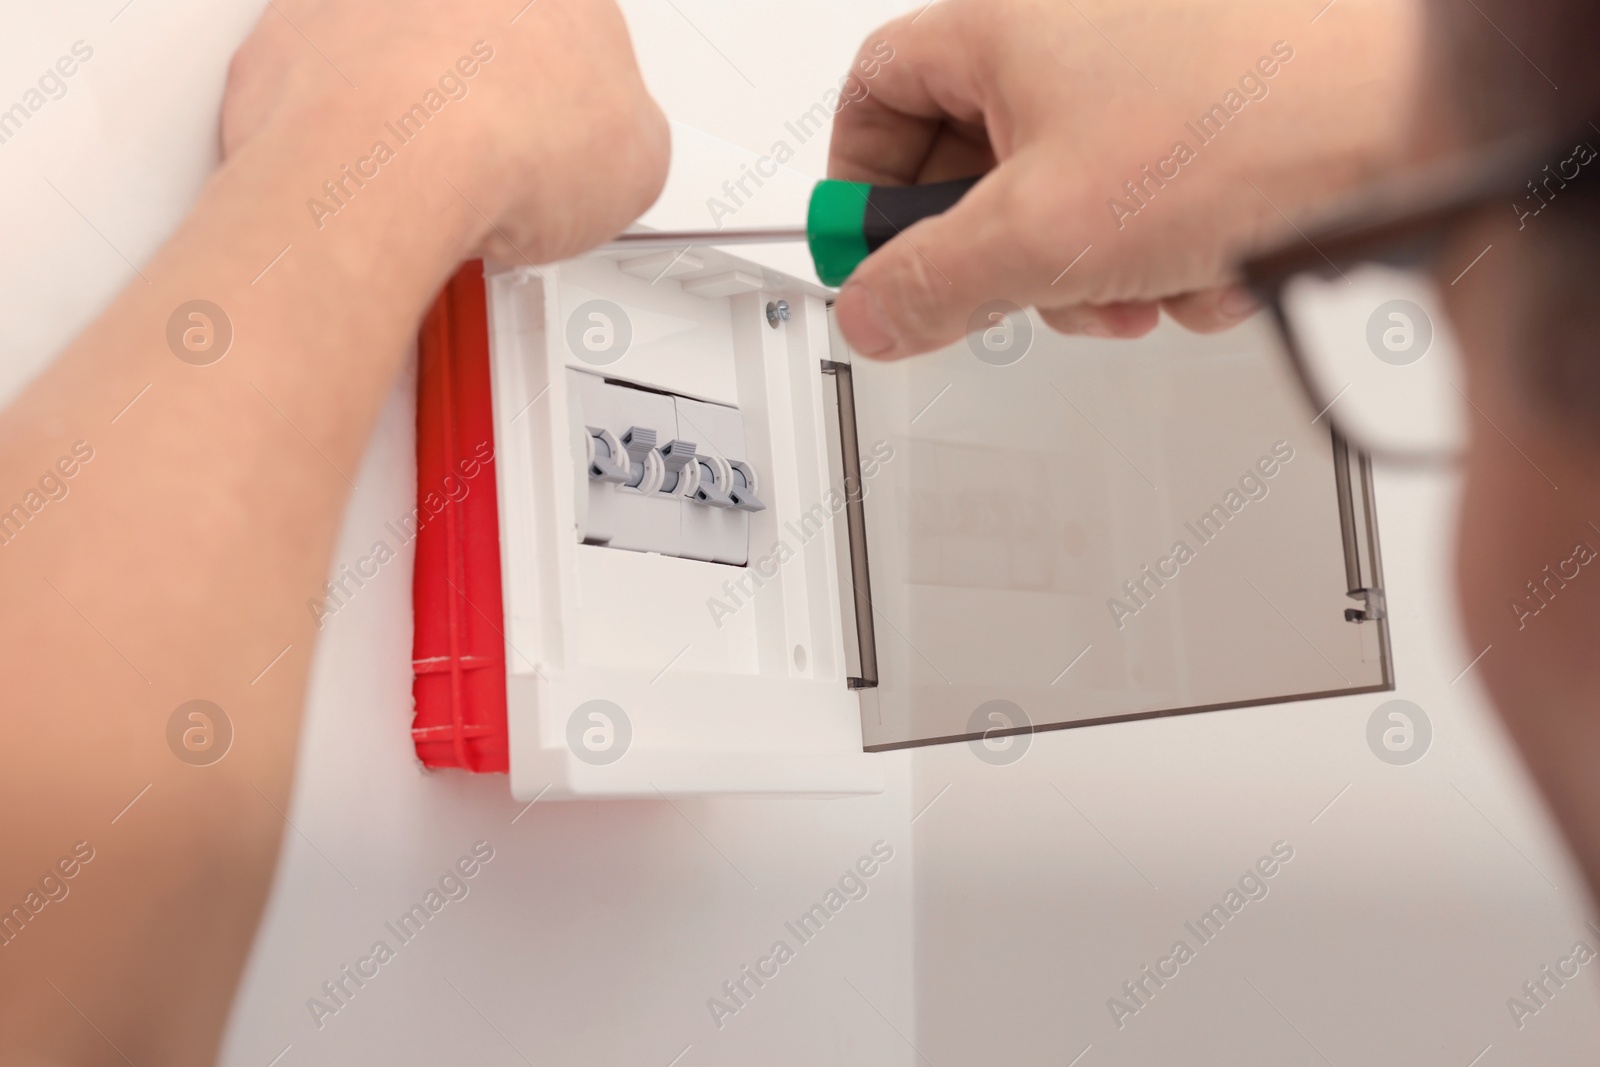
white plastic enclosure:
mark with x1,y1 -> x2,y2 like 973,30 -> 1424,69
484,248 -> 882,801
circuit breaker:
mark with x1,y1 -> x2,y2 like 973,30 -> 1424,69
570,371 -> 762,565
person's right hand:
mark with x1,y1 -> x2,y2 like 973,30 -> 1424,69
221,0 -> 669,267
828,0 -> 1422,359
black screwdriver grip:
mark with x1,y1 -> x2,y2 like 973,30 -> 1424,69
860,175 -> 983,253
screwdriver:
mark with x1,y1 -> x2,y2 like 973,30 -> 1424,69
605,175 -> 980,286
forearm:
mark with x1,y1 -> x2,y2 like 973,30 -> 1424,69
0,109 -> 478,1063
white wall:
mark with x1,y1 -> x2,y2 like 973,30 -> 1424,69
0,4 -> 916,1066
910,448 -> 1600,1066
4,2 -> 1597,1066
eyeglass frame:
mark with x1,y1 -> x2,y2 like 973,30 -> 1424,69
1239,122 -> 1600,465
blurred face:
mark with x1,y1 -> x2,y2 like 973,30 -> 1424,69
1396,55 -> 1600,896
1443,207 -> 1600,898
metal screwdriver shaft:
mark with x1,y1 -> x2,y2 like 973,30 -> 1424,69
600,175 -> 981,285
604,226 -> 808,250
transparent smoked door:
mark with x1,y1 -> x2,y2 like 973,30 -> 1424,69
838,311 -> 1391,750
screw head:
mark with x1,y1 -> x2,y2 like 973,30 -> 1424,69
766,300 -> 790,329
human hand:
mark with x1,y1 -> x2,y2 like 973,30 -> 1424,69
221,0 -> 669,266
828,0 -> 1420,358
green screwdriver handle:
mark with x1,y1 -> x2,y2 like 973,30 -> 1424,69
807,175 -> 982,286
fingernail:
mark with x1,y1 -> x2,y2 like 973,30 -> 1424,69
1219,286 -> 1259,318
838,281 -> 896,357
1082,321 -> 1112,338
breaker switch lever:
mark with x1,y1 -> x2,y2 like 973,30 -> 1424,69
728,460 -> 765,512
586,427 -> 628,484
620,426 -> 659,489
658,440 -> 698,494
692,458 -> 735,509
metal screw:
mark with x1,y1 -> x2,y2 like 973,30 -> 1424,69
766,299 -> 790,329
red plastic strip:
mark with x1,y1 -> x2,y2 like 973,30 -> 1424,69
410,261 -> 510,773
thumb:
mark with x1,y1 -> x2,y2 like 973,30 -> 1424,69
831,162 -> 1078,360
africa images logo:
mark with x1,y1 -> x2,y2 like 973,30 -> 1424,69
567,700 -> 631,765
1365,299 -> 1432,366
1366,699 -> 1431,765
566,300 -> 632,367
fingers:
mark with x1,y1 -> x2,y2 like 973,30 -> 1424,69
909,123 -> 997,184
835,148 -> 1113,359
1038,301 -> 1162,339
832,165 -> 1026,359
826,0 -> 1271,359
1160,285 -> 1259,333
829,150 -> 1257,358
827,90 -> 943,186
827,7 -> 989,186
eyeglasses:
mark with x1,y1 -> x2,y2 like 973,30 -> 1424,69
1241,122 -> 1600,464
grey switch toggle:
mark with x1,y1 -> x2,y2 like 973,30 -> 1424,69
692,458 -> 736,508
728,460 -> 765,512
586,426 -> 628,484
658,440 -> 698,494
620,426 -> 658,489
